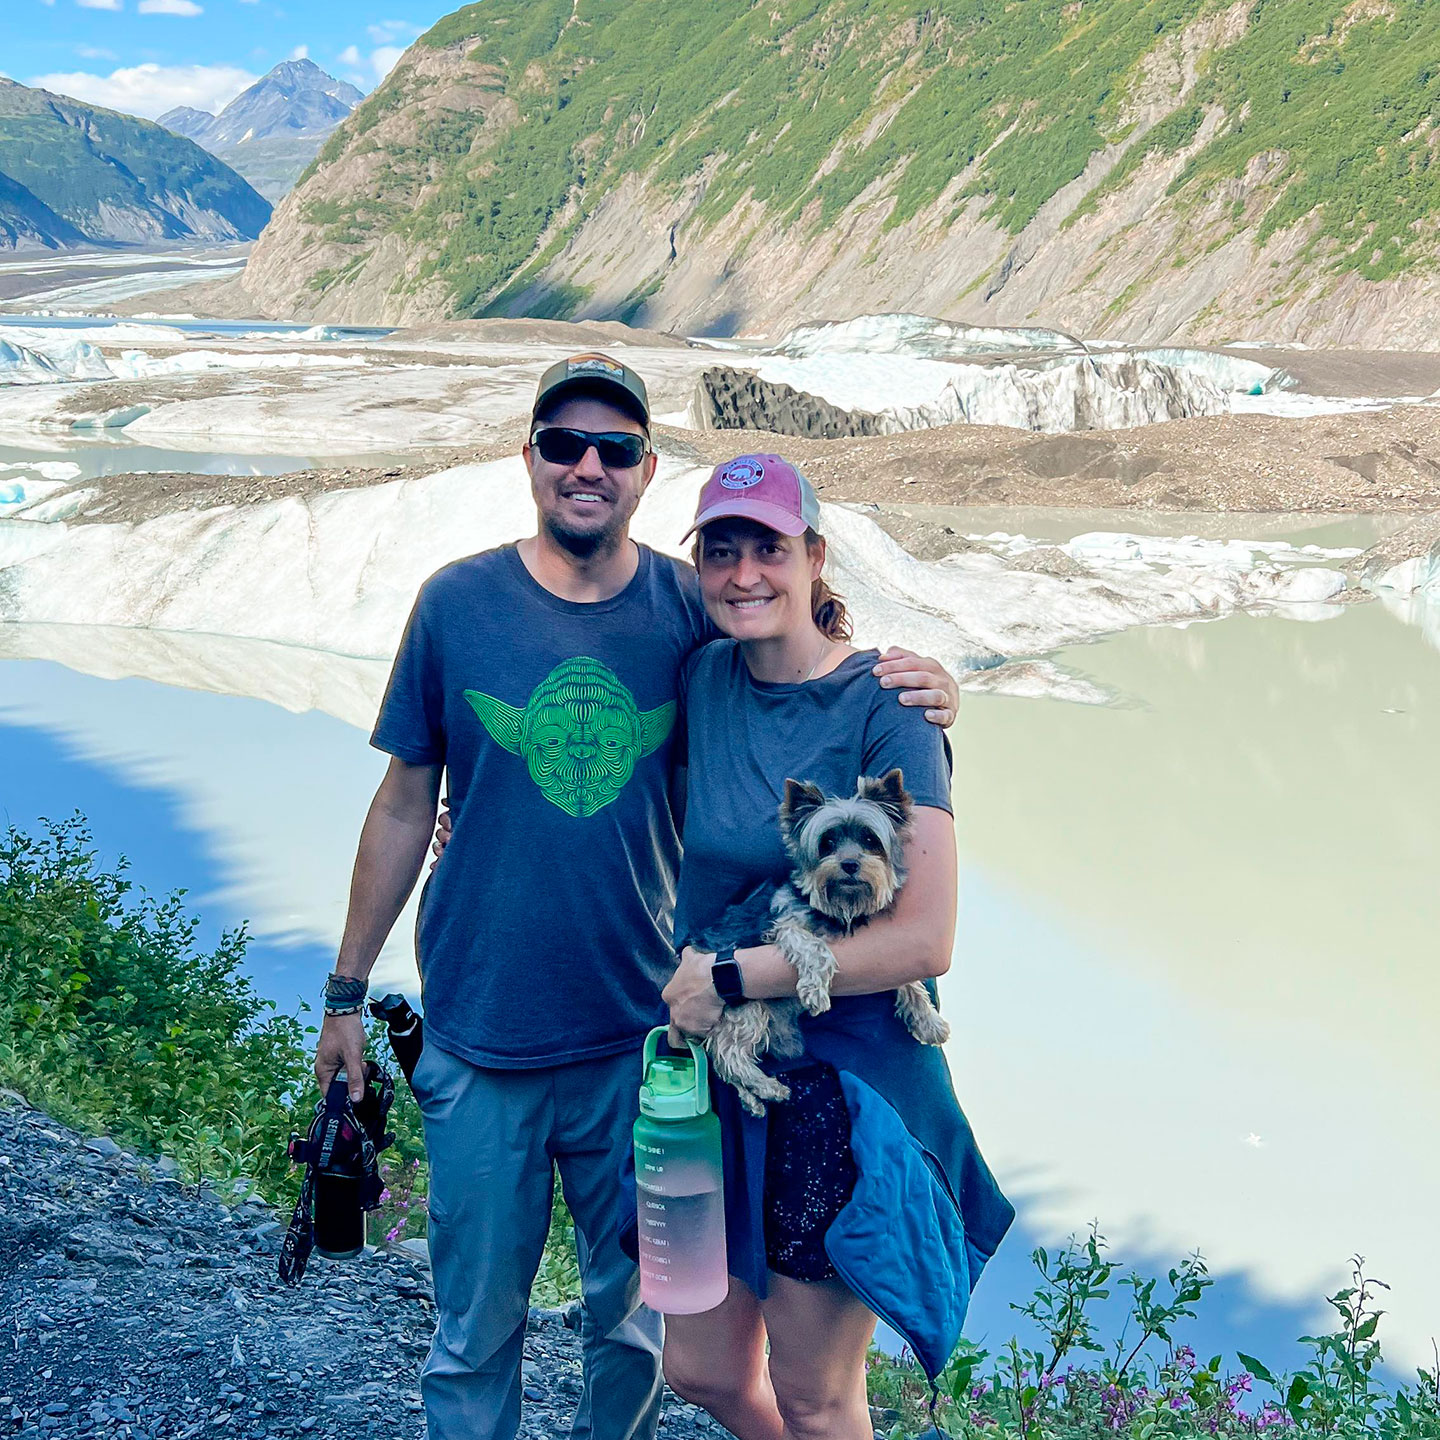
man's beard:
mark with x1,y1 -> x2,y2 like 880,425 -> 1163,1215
541,503 -> 630,559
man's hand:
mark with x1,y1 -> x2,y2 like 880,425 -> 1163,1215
315,1012 -> 367,1102
874,647 -> 959,726
662,946 -> 724,1049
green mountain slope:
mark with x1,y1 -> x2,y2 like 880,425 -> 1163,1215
0,170 -> 87,250
0,79 -> 271,249
241,0 -> 1440,344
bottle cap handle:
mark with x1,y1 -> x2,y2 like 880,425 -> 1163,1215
641,1026 -> 710,1115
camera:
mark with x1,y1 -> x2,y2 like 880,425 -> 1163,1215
279,1059 -> 395,1283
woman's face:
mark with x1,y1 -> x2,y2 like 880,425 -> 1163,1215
697,518 -> 825,641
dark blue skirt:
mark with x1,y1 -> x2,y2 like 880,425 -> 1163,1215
716,991 -> 1013,1302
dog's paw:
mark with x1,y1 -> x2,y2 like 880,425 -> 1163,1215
795,977 -> 833,1015
739,1077 -> 791,1115
895,984 -> 950,1045
909,1009 -> 950,1046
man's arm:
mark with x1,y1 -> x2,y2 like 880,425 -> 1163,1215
316,755 -> 442,1100
873,647 -> 959,727
662,807 -> 956,1035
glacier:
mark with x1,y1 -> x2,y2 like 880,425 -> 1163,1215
771,313 -> 1083,358
0,457 -> 1353,694
752,350 -> 1238,433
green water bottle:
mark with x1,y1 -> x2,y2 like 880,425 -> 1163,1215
633,1027 -> 729,1314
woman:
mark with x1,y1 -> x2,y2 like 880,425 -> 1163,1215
659,454 -> 1012,1440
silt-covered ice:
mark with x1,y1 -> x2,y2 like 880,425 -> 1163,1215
0,460 -> 1352,694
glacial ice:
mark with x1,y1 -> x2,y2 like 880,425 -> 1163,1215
772,313 -> 1082,358
0,459 -> 1355,689
0,339 -> 69,386
0,324 -> 367,388
753,351 -> 1235,433
0,479 -> 70,516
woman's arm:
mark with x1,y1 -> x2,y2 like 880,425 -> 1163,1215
662,807 -> 956,1035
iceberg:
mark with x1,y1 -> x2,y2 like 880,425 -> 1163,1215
0,478 -> 70,516
750,351 -> 1233,433
772,313 -> 1081,359
0,339 -> 68,386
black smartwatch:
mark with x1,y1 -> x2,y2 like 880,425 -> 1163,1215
711,948 -> 746,1007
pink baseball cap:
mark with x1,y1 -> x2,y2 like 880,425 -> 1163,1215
684,453 -> 823,541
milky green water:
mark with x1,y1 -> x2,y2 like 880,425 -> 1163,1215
942,600 -> 1439,1367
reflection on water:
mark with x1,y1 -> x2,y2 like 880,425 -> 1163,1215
0,649 -> 420,1005
947,602 -> 1439,1368
892,501 -> 1412,550
0,600 -> 1435,1368
0,439 -> 430,483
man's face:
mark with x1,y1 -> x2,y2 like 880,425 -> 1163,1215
523,395 -> 656,557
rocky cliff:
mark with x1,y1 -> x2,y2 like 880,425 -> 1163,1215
0,79 -> 270,250
237,0 -> 1440,346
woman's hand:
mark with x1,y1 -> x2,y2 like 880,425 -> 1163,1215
874,647 -> 959,726
662,946 -> 724,1047
429,804 -> 452,871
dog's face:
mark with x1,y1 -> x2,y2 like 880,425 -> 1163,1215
778,769 -> 913,927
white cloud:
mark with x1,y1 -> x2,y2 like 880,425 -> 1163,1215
335,34 -> 410,86
26,62 -> 258,118
370,45 -> 404,80
137,0 -> 203,12
287,44 -> 309,60
76,0 -> 123,10
366,19 -> 421,44
76,45 -> 118,60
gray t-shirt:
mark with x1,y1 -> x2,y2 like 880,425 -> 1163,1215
673,641 -> 953,947
372,543 -> 712,1068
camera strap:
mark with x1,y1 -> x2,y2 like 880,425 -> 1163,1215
279,1068 -> 394,1286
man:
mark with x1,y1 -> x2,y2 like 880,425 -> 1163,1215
314,353 -> 959,1440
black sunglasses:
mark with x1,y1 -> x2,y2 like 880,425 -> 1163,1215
530,426 -> 649,470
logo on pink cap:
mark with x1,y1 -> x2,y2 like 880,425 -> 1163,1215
717,458 -> 765,490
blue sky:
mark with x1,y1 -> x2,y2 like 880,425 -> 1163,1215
4,0 -> 451,118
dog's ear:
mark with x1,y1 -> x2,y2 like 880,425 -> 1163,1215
858,768 -> 913,828
779,778 -> 827,838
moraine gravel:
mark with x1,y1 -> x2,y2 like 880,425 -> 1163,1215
0,1095 -> 741,1440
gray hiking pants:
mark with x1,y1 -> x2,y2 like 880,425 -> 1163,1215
412,1040 -> 664,1440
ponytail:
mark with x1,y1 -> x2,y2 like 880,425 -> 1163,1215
806,529 -> 852,641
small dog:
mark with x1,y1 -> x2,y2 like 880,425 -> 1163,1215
691,768 -> 951,1116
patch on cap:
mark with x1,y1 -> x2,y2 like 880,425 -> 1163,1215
717,458 -> 765,490
566,354 -> 624,379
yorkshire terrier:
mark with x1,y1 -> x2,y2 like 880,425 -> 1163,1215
690,768 -> 951,1116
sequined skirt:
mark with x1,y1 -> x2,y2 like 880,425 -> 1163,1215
763,1061 -> 858,1282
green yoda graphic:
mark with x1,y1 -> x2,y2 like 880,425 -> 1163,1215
464,657 -> 676,818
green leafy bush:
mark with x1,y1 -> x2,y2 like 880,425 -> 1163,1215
0,816 -> 311,1198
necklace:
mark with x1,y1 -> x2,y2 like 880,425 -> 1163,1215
802,634 -> 832,683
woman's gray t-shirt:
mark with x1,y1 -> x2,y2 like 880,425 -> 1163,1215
673,642 -> 953,946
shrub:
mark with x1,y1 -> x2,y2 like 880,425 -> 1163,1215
869,1230 -> 1440,1440
0,815 -> 311,1198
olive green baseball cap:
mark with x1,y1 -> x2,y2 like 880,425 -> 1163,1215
531,352 -> 650,429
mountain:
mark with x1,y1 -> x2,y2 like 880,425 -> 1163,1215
0,78 -> 270,250
0,169 -> 88,250
237,0 -> 1440,347
157,106 -> 215,141
159,61 -> 364,203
